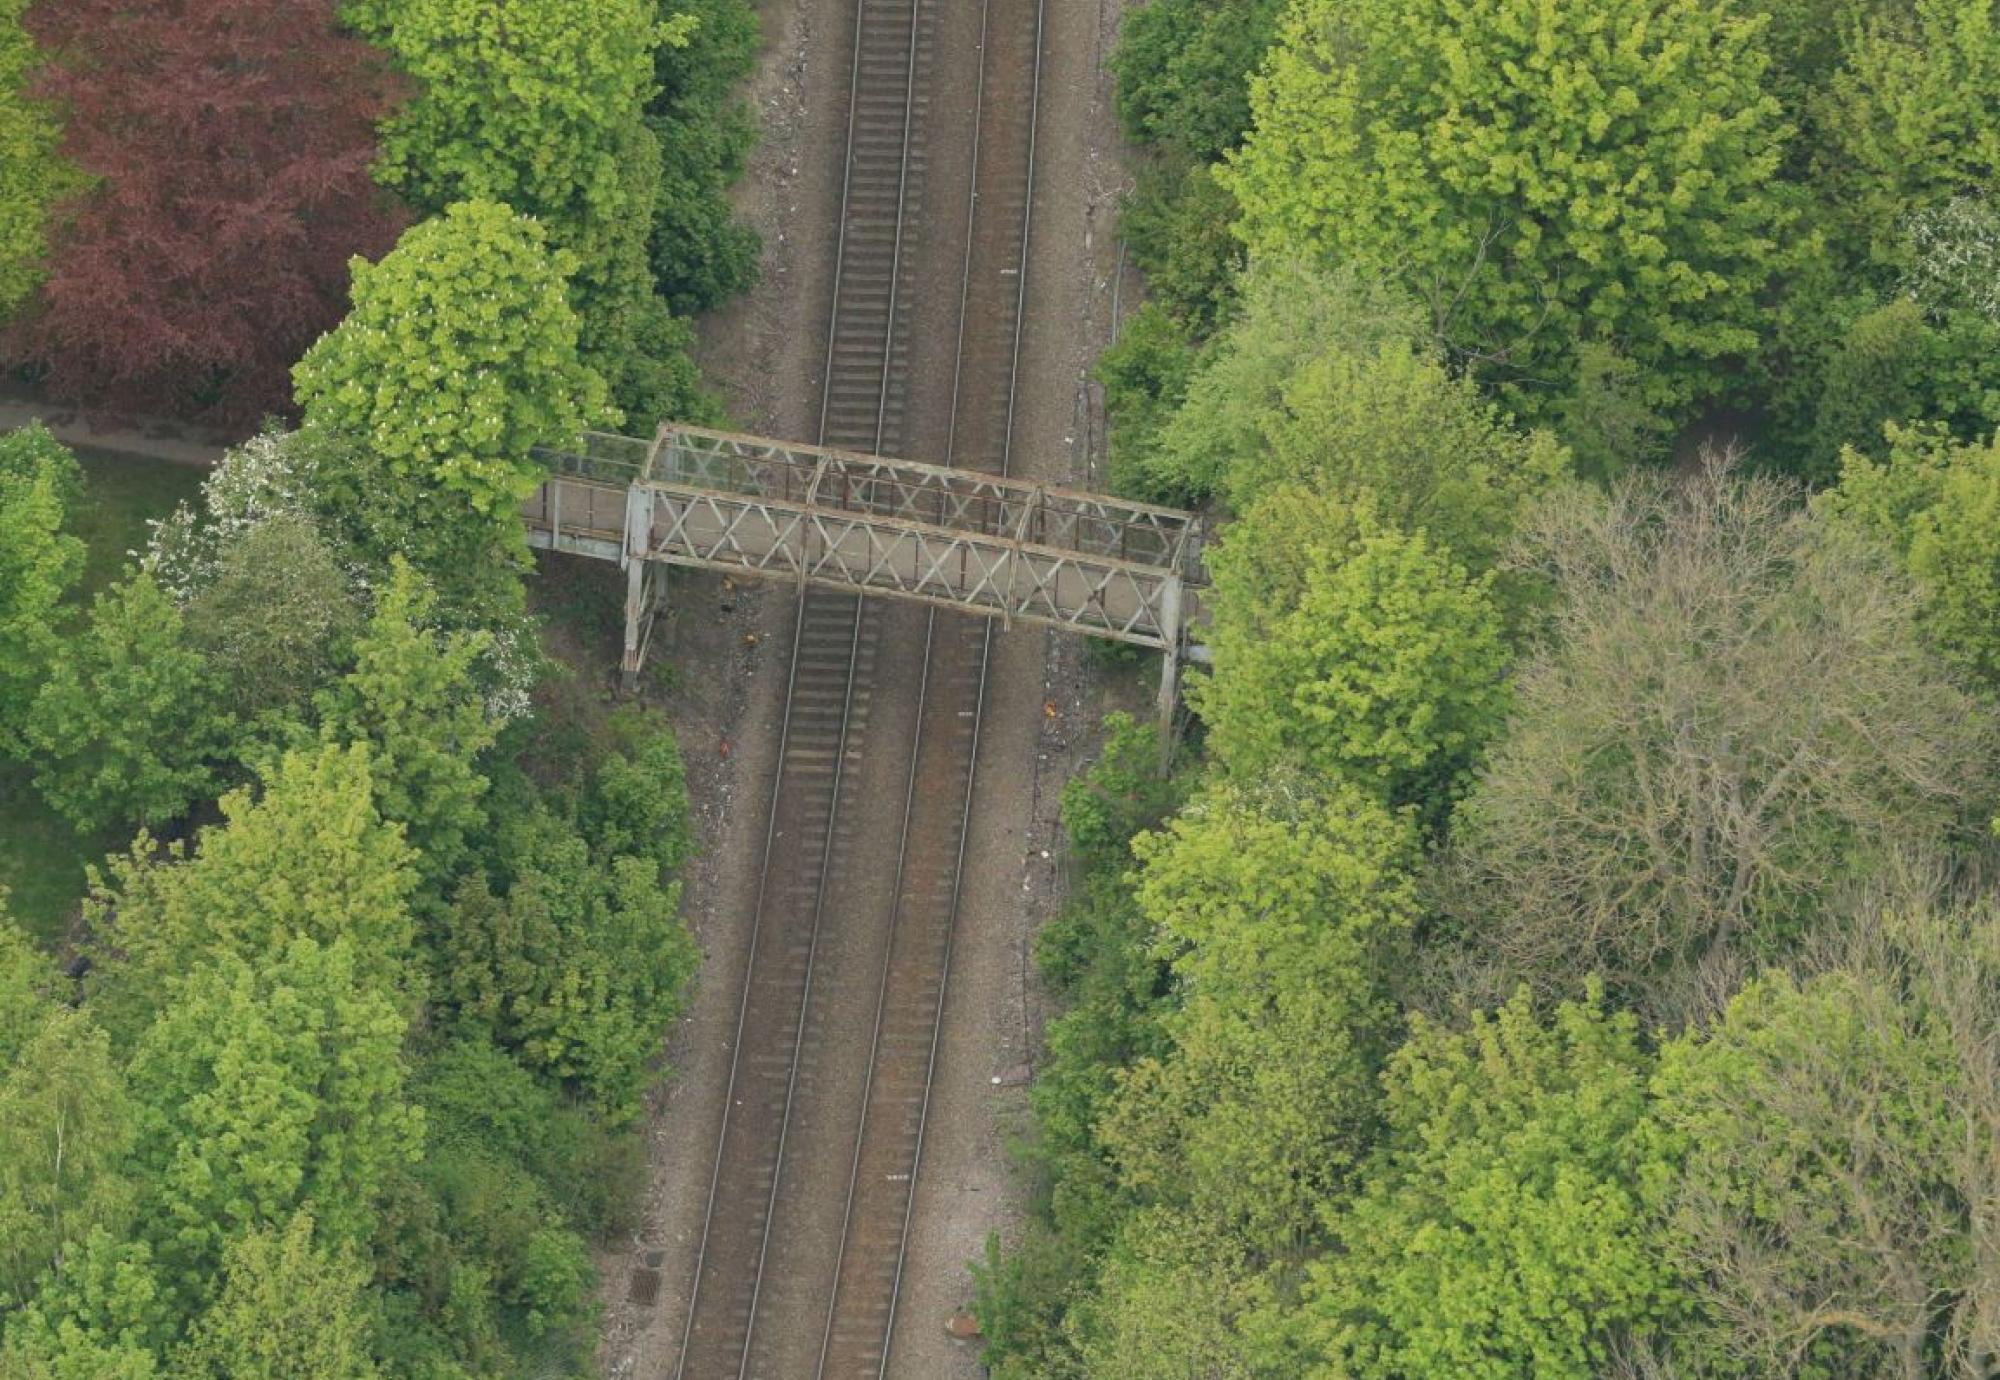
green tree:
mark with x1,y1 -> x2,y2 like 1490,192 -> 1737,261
0,0 -> 81,320
348,0 -> 710,423
125,935 -> 421,1283
1652,904 -> 2000,1380
1227,0 -> 1792,415
0,904 -> 48,1059
172,1213 -> 377,1380
183,513 -> 359,726
1111,0 -> 1285,160
1445,467 -> 1997,1020
439,811 -> 694,1121
647,0 -> 762,317
1106,777 -> 1420,1253
86,744 -> 418,1041
1809,0 -> 2000,269
1796,297 -> 2000,480
0,1319 -> 159,1380
7,1230 -> 172,1370
348,0 -> 677,237
575,705 -> 694,878
0,991 -> 134,1312
1118,157 -> 1245,337
1196,502 -> 1512,815
1095,301 -> 1202,504
1297,985 -> 1676,1380
316,560 -> 499,896
1820,423 -> 2000,686
24,574 -> 235,833
0,424 -> 84,753
293,201 -> 610,584
0,419 -> 81,505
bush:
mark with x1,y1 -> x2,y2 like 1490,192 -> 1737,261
1110,0 -> 1285,161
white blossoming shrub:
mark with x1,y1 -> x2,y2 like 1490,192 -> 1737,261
1903,196 -> 2000,324
146,428 -> 323,603
480,623 -> 539,725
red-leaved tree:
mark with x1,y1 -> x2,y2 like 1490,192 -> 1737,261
10,0 -> 408,421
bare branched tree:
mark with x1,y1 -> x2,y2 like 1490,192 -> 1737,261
1433,454 -> 2000,1025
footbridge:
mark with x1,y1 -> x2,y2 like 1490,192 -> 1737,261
523,424 -> 1208,724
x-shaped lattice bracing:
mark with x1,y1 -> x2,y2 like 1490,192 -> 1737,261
528,426 -> 1202,653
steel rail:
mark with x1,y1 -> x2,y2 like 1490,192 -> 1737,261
673,0 -> 927,1372
814,0 -> 1048,1370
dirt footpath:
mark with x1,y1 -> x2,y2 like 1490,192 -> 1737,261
593,0 -> 1141,1373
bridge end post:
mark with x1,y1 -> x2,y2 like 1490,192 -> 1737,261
621,557 -> 647,694
620,483 -> 654,695
1155,577 -> 1185,770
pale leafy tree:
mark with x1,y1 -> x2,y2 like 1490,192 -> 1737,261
1652,902 -> 2000,1379
23,574 -> 235,834
1297,984 -> 1676,1380
0,917 -> 133,1314
1903,194 -> 2000,323
1444,462 -> 1998,1020
1073,1207 -> 1277,1380
1819,422 -> 2000,688
1226,0 -> 1792,414
85,744 -> 418,1042
1106,776 -> 1420,1253
145,429 -> 324,606
172,1213 -> 377,1380
1141,260 -> 1568,576
293,200 -> 610,583
1195,498 -> 1512,815
183,513 -> 360,725
1136,261 -> 1424,506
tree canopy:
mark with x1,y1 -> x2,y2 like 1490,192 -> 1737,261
293,200 -> 609,584
9,0 -> 406,419
0,423 -> 81,753
1227,0 -> 1792,416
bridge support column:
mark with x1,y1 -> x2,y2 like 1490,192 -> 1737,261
620,484 -> 655,694
1155,577 -> 1185,768
1156,647 -> 1180,769
621,558 -> 648,693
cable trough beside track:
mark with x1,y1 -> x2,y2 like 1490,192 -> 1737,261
674,0 -> 1046,1373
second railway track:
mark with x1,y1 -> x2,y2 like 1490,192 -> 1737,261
674,0 -> 1047,1374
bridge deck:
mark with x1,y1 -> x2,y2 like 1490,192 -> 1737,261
522,425 -> 1203,652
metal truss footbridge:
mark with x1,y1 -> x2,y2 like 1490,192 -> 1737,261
522,424 -> 1208,722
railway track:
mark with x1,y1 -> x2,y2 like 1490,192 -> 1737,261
674,0 -> 1045,1372
817,0 -> 1044,1373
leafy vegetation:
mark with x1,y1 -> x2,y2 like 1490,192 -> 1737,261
0,2 -> 761,1364
7,0 -> 405,420
982,1 -> 2000,1375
